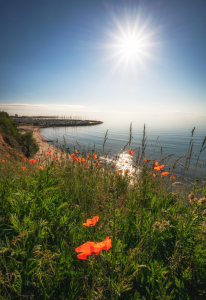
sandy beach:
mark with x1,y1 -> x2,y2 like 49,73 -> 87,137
18,125 -> 70,165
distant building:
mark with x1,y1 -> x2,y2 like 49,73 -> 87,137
15,114 -> 18,117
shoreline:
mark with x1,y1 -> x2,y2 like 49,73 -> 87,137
17,125 -> 70,165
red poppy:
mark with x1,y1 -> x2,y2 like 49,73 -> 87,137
71,154 -> 75,157
2,160 -> 5,163
153,161 -> 158,168
53,156 -> 58,160
152,174 -> 156,177
23,158 -> 26,162
46,153 -> 49,156
154,165 -> 165,172
93,153 -> 97,159
144,159 -> 150,163
125,170 -> 130,173
75,236 -> 111,260
37,160 -> 39,163
125,160 -> 128,163
135,182 -> 138,186
171,174 -> 175,179
97,160 -> 101,166
21,167 -> 25,170
30,159 -> 36,163
20,154 -> 24,157
81,158 -> 85,163
83,216 -> 99,227
39,166 -> 44,170
75,150 -> 78,154
118,170 -> 123,174
85,164 -> 88,167
7,154 -> 10,158
161,172 -> 169,177
75,157 -> 80,163
128,150 -> 134,155
48,150 -> 52,154
87,154 -> 91,158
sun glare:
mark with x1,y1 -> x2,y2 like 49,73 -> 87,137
122,37 -> 139,57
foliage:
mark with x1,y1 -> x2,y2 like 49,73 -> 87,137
0,141 -> 206,299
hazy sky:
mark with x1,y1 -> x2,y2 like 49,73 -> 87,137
0,0 -> 206,127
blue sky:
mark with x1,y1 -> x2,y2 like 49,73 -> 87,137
0,0 -> 206,127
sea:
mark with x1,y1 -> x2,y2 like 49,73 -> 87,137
40,120 -> 206,181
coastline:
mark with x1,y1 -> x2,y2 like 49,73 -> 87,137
17,125 -> 70,165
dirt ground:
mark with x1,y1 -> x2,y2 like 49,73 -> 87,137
17,125 -> 71,165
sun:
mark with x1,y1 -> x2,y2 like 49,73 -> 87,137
121,37 -> 139,57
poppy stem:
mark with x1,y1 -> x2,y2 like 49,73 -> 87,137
91,254 -> 96,299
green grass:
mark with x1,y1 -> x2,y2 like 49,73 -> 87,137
0,128 -> 206,299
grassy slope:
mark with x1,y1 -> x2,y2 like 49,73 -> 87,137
0,146 -> 206,300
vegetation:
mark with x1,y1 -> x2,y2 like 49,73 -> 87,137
0,111 -> 39,157
0,124 -> 206,299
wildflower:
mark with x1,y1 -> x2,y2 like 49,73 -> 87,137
75,150 -> 78,154
135,182 -> 138,186
171,175 -> 175,179
20,154 -> 24,157
125,160 -> 128,163
23,158 -> 26,162
97,160 -> 101,166
81,157 -> 85,163
37,160 -> 39,163
125,169 -> 129,173
128,150 -> 134,155
93,153 -> 97,159
161,172 -> 169,177
2,160 -> 5,163
152,174 -> 156,177
7,154 -> 10,158
75,236 -> 111,260
83,216 -> 99,227
144,159 -> 150,163
30,159 -> 36,163
85,164 -> 88,167
46,153 -> 49,156
118,170 -> 123,174
87,154 -> 91,158
114,177 -> 116,180
71,153 -> 75,157
48,150 -> 52,154
75,157 -> 80,163
154,165 -> 165,171
39,166 -> 44,170
114,164 -> 116,168
53,156 -> 58,160
153,161 -> 158,167
21,167 -> 25,170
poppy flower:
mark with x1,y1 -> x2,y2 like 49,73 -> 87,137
21,167 -> 25,170
171,175 -> 175,179
39,166 -> 44,170
96,160 -> 101,166
48,150 -> 52,154
125,170 -> 130,173
144,159 -> 150,163
128,150 -> 134,155
81,158 -> 85,163
152,174 -> 156,177
93,153 -> 97,159
75,150 -> 78,154
153,161 -> 158,168
7,154 -> 10,158
161,172 -> 169,177
125,160 -> 128,163
85,164 -> 88,167
83,216 -> 99,227
30,159 -> 36,163
20,154 -> 24,157
118,170 -> 123,174
87,154 -> 91,158
2,160 -> 5,163
46,153 -> 49,156
154,165 -> 165,172
75,157 -> 80,163
71,154 -> 75,158
135,182 -> 138,186
37,160 -> 39,163
53,156 -> 58,160
23,158 -> 26,162
75,236 -> 111,260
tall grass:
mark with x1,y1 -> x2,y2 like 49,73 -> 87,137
0,125 -> 206,299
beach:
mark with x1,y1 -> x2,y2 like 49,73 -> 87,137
17,125 -> 70,165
